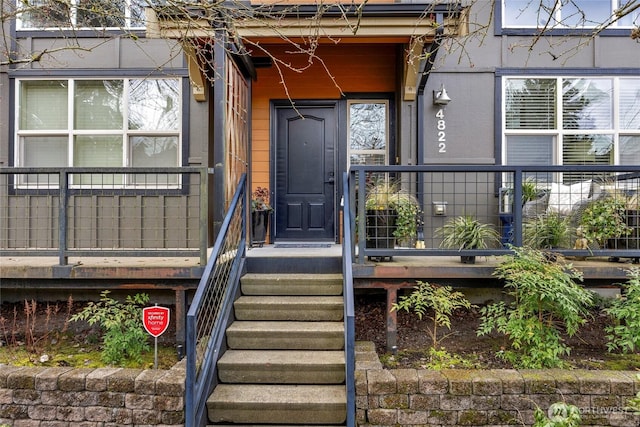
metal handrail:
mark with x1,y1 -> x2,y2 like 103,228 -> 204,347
0,166 -> 209,265
184,174 -> 247,427
342,172 -> 356,427
351,164 -> 640,263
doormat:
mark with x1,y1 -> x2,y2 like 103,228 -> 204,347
273,243 -> 332,248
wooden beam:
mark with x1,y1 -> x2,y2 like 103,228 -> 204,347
183,42 -> 207,102
403,36 -> 425,101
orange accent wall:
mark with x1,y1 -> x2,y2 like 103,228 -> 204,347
251,43 -> 397,192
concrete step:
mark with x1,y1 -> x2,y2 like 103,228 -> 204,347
207,384 -> 346,425
217,350 -> 345,384
240,273 -> 343,296
226,321 -> 344,350
234,296 -> 344,321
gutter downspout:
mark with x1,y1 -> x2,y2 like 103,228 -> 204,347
416,13 -> 444,210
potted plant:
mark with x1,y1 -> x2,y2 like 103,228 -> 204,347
579,190 -> 631,251
364,180 -> 420,257
523,212 -> 573,250
435,215 -> 500,264
251,186 -> 272,247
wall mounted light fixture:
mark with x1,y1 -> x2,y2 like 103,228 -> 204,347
433,84 -> 451,105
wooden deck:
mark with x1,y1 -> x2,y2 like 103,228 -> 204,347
1,247 -> 635,350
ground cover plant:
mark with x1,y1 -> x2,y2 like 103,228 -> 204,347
0,295 -> 177,369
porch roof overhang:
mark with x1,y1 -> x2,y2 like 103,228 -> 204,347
146,2 -> 466,101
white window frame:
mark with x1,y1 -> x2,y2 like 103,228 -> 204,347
16,0 -> 145,30
15,77 -> 182,189
502,0 -> 638,29
503,75 -> 640,181
347,100 -> 389,168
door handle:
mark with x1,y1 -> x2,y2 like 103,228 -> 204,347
326,172 -> 335,184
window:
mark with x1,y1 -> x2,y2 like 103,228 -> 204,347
504,76 -> 640,182
502,0 -> 635,28
348,101 -> 388,167
17,0 -> 146,30
16,78 -> 181,187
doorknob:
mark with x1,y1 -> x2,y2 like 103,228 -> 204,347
326,172 -> 335,184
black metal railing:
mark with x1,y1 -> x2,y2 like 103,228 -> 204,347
350,165 -> 640,263
342,172 -> 356,427
0,167 -> 209,265
184,173 -> 247,427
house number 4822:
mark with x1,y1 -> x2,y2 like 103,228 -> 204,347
436,108 -> 446,153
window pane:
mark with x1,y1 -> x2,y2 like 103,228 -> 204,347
561,0 -> 612,27
350,153 -> 386,166
21,136 -> 68,186
19,0 -> 70,28
617,1 -> 639,26
20,81 -> 68,130
129,79 -> 180,131
505,78 -> 556,129
74,135 -> 123,185
23,136 -> 68,167
74,135 -> 123,166
131,136 -> 179,185
563,134 -> 613,182
130,0 -> 147,27
506,135 -> 554,181
620,79 -> 640,130
75,81 -> 123,130
562,79 -> 612,130
77,0 -> 125,27
503,0 -> 554,26
349,103 -> 386,151
620,136 -> 640,165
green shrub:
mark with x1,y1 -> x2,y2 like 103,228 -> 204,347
477,246 -> 594,368
392,281 -> 472,348
533,402 -> 581,427
71,290 -> 150,365
605,268 -> 640,353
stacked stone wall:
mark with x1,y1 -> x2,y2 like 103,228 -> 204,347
0,361 -> 185,426
356,342 -> 640,427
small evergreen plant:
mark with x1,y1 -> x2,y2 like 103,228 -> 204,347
71,290 -> 151,365
392,281 -> 472,348
477,246 -> 594,368
604,268 -> 640,353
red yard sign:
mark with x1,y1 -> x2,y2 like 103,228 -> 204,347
143,306 -> 170,338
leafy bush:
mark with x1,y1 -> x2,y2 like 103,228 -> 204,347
71,290 -> 150,365
533,402 -> 581,427
392,281 -> 472,348
605,268 -> 640,353
477,246 -> 594,368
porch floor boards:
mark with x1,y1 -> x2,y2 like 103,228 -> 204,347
0,247 -> 634,283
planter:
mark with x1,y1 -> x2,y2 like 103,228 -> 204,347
251,210 -> 271,247
366,209 -> 397,261
607,209 -> 640,263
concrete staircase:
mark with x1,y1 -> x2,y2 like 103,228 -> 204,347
206,273 -> 347,425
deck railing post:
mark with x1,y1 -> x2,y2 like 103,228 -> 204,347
58,170 -> 68,266
357,168 -> 367,264
512,169 -> 524,247
200,168 -> 210,266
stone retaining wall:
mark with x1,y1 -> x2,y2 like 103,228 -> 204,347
0,361 -> 185,426
355,342 -> 640,427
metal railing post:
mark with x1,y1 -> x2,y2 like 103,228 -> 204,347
200,168 -> 210,266
58,170 -> 68,266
